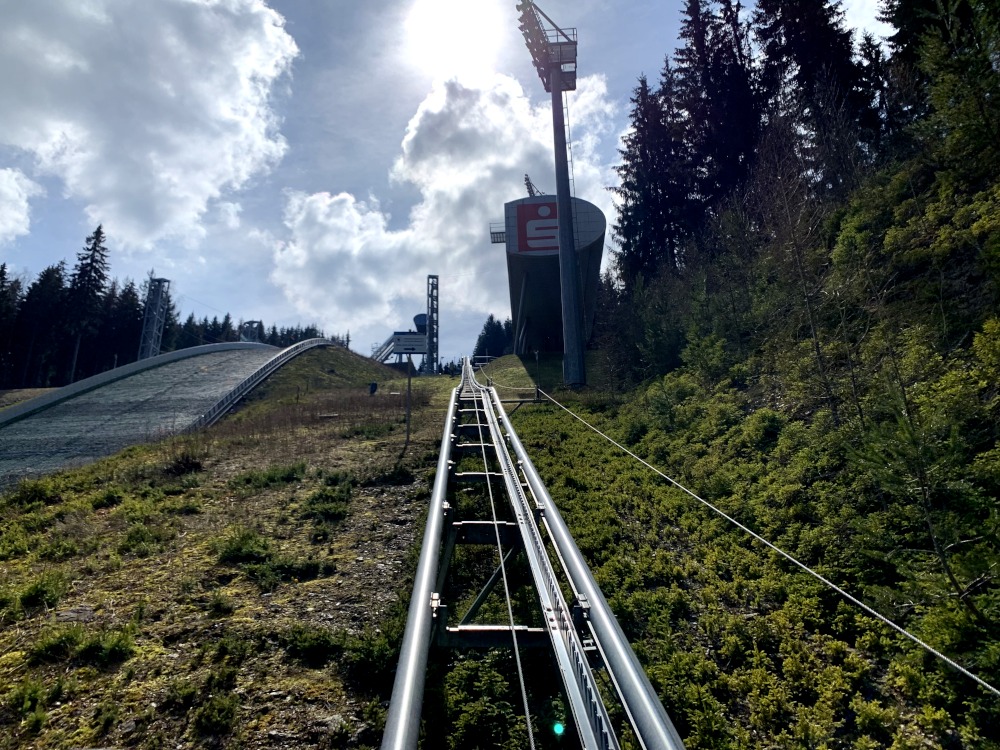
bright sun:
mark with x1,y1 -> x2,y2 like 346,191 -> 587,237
403,0 -> 505,83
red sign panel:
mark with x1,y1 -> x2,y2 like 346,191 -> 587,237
516,201 -> 559,253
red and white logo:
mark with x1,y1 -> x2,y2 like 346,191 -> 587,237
516,202 -> 559,253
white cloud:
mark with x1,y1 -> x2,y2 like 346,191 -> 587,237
0,169 -> 44,245
216,202 -> 243,230
271,73 -> 618,352
0,0 -> 297,248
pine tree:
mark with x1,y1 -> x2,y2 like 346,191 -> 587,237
14,263 -> 67,387
675,0 -> 760,222
753,0 -> 869,196
106,280 -> 144,369
0,264 -> 23,387
472,314 -> 513,358
67,225 -> 110,382
159,288 -> 181,352
613,69 -> 692,285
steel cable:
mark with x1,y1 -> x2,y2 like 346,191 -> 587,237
468,377 -> 539,749
537,388 -> 1000,700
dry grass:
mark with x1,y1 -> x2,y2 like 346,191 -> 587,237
0,389 -> 55,412
0,348 -> 454,749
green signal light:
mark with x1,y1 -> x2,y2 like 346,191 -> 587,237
553,721 -> 565,736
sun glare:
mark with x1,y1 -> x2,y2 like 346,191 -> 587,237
403,0 -> 505,84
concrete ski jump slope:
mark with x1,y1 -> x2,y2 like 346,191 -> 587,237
0,346 -> 278,490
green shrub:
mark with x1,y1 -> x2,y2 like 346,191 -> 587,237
92,700 -> 119,735
229,462 -> 306,490
208,589 -> 234,616
6,478 -> 62,508
28,625 -> 85,664
214,634 -> 252,664
243,557 -> 333,592
280,623 -> 345,667
322,470 -> 354,487
7,677 -> 45,716
24,707 -> 47,733
19,571 -> 69,610
91,489 -> 123,510
162,497 -> 203,515
39,536 -> 82,561
342,626 -> 398,691
301,485 -> 350,523
77,627 -> 135,667
163,679 -> 198,713
163,448 -> 203,477
117,522 -> 172,557
217,526 -> 272,564
0,524 -> 35,561
192,693 -> 239,737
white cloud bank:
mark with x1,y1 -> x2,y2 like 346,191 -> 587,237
0,0 -> 297,248
0,169 -> 44,245
271,73 -> 617,353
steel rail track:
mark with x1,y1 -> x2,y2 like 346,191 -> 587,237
381,360 -> 685,749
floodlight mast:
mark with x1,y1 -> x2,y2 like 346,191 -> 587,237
517,1 -> 585,386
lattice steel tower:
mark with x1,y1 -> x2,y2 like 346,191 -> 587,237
425,275 -> 439,373
138,275 -> 170,361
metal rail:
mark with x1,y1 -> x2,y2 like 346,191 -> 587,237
494,387 -> 686,750
474,372 -> 618,750
381,360 -> 685,749
381,373 -> 463,750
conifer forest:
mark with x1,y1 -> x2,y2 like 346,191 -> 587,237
537,0 -> 1000,745
0,226 -> 330,390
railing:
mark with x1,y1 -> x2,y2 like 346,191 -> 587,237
382,360 -> 684,749
187,338 -> 337,431
373,334 -> 395,363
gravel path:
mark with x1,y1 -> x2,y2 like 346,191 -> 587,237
0,349 -> 279,489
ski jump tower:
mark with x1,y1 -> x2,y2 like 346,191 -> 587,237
138,275 -> 170,361
423,274 -> 439,373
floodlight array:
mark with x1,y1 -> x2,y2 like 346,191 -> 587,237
516,1 -> 577,92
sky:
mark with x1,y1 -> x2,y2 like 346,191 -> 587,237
0,0 -> 891,364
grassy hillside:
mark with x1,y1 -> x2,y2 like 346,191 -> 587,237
485,352 -> 999,749
4,340 -> 995,749
0,346 -> 454,749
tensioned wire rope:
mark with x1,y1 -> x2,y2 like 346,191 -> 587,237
475,367 -> 1000,699
467,378 -> 539,749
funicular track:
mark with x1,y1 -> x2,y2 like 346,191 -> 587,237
382,360 -> 684,750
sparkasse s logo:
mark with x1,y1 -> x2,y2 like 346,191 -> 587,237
516,201 -> 559,252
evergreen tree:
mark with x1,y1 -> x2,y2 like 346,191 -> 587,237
613,70 -> 692,285
67,225 -> 110,383
754,0 -> 869,196
14,263 -> 67,387
918,0 -> 1000,179
675,0 -> 759,210
220,313 -> 235,342
106,280 -> 144,369
177,313 -> 202,349
0,264 -> 23,387
472,314 -> 513,358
